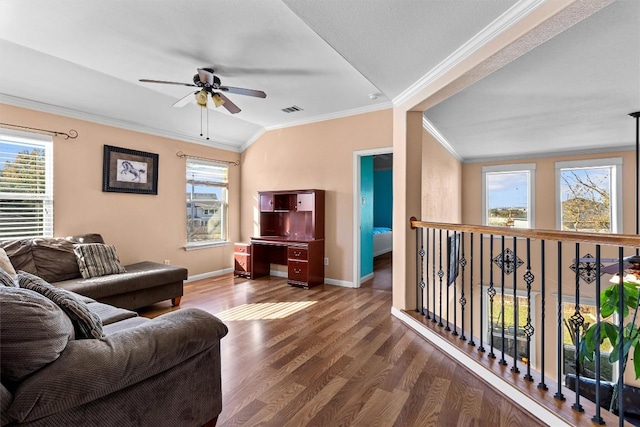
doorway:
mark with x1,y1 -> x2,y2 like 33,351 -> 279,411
353,147 -> 393,288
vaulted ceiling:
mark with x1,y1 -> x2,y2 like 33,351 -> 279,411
0,1 -> 637,161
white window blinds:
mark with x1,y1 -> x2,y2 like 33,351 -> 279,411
0,131 -> 53,240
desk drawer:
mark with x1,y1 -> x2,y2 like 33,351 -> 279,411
287,247 -> 308,261
288,260 -> 308,282
234,243 -> 251,255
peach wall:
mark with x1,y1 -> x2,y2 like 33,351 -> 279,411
421,129 -> 462,223
0,103 -> 240,277
239,109 -> 393,284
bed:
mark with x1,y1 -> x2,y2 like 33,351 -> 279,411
373,226 -> 392,257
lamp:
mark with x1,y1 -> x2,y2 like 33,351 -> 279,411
195,89 -> 208,107
212,93 -> 225,108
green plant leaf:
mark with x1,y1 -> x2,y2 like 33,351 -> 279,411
634,343 -> 640,380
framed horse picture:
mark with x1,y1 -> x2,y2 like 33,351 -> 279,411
102,145 -> 158,195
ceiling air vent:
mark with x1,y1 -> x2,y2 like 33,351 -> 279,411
282,105 -> 303,113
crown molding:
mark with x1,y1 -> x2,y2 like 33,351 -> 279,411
393,0 -> 546,107
422,116 -> 462,161
0,94 -> 243,153
463,144 -> 635,164
241,128 -> 267,152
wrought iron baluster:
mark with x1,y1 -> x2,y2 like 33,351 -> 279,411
523,238 -> 534,382
499,236 -> 507,366
617,246 -> 625,426
438,229 -> 444,327
488,235 -> 496,359
469,233 -> 475,347
478,234 -> 485,353
592,245 -> 604,425
538,240 -> 548,390
415,227 -> 421,314
511,236 -> 519,373
432,229 -> 437,324
554,241 -> 565,401
458,232 -> 466,340
425,229 -> 430,320
445,230 -> 451,332
571,243 -> 584,412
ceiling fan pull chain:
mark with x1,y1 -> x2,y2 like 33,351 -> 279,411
207,106 -> 210,140
200,106 -> 203,137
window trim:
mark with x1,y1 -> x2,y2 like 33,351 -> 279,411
555,157 -> 622,233
0,129 -> 53,240
482,163 -> 536,229
185,159 -> 229,248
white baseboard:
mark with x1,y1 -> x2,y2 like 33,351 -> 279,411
186,267 -> 234,283
390,307 -> 569,427
270,269 -> 355,288
360,272 -> 374,283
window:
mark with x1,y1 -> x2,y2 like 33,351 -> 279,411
186,159 -> 228,246
555,158 -> 622,233
0,131 -> 53,240
484,290 -> 536,365
482,164 -> 535,228
561,300 -> 616,382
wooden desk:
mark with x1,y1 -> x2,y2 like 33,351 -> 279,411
250,237 -> 324,289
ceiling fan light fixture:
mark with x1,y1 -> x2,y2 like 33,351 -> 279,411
195,89 -> 208,106
212,93 -> 225,108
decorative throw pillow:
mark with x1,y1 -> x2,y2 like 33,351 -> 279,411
0,268 -> 18,287
0,286 -> 75,384
17,271 -> 104,339
0,248 -> 17,278
73,243 -> 126,279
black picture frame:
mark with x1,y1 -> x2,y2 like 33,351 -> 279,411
102,145 -> 158,195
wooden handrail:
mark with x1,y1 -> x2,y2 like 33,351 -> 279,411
410,219 -> 640,248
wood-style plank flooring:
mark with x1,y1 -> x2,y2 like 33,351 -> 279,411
139,258 -> 544,427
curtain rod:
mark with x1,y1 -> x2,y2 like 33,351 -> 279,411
0,122 -> 78,140
176,151 -> 239,166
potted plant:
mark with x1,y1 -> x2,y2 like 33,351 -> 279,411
579,265 -> 640,413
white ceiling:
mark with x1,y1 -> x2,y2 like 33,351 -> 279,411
0,1 -> 638,161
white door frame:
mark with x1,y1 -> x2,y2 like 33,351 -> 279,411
353,147 -> 393,288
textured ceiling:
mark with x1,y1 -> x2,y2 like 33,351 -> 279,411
0,0 -> 637,161
425,0 -> 640,162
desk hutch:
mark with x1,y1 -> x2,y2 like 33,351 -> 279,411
234,189 -> 325,289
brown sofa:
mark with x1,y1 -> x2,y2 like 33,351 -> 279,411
0,285 -> 228,426
0,234 -> 187,310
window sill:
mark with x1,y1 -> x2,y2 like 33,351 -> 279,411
184,241 -> 230,251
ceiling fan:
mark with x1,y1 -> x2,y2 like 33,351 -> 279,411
139,68 -> 266,114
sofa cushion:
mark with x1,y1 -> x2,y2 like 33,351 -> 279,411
0,287 -> 75,385
0,248 -> 16,278
0,268 -> 18,287
17,271 -> 104,339
73,243 -> 126,279
54,261 -> 188,300
85,302 -> 138,326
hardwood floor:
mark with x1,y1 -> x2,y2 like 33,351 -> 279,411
139,272 -> 544,427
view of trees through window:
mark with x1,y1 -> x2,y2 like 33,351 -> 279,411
0,141 -> 51,240
560,167 -> 612,232
186,160 -> 228,244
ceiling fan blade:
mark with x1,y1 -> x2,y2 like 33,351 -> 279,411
602,261 -> 633,275
139,79 -> 196,87
172,91 -> 197,108
197,68 -> 215,86
219,85 -> 266,98
213,92 -> 241,114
